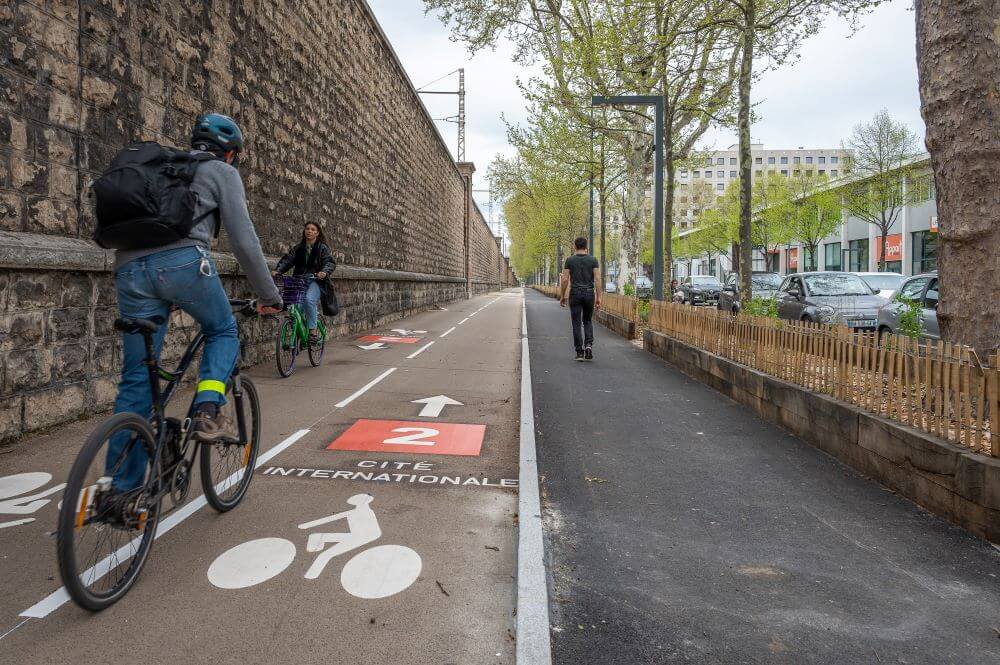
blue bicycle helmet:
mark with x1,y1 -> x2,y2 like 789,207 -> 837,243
191,113 -> 244,156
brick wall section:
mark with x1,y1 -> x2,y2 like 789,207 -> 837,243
0,0 -> 514,444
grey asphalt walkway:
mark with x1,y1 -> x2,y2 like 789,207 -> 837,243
526,289 -> 1000,665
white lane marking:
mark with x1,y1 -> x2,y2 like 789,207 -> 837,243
335,368 -> 397,408
407,342 -> 435,359
208,537 -> 298,589
20,428 -> 311,619
411,395 -> 462,418
358,342 -> 388,350
517,289 -> 553,664
0,618 -> 29,642
468,312 -> 478,318
439,327 -> 456,338
458,318 -> 469,325
341,544 -> 422,599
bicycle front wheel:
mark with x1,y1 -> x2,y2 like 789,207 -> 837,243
57,412 -> 161,611
275,317 -> 299,377
200,376 -> 261,512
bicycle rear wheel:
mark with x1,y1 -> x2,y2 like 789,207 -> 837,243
308,318 -> 326,367
275,317 -> 299,377
56,412 -> 161,611
200,376 -> 261,512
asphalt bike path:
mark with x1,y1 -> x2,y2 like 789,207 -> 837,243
0,290 -> 523,664
525,289 -> 1000,664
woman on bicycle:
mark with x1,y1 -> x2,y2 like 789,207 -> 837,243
273,222 -> 337,342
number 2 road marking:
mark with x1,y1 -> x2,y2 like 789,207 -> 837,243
382,427 -> 439,447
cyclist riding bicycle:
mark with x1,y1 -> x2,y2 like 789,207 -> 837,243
107,113 -> 282,491
272,221 -> 337,343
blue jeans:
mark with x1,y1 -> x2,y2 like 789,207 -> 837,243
303,281 -> 321,330
106,247 -> 239,490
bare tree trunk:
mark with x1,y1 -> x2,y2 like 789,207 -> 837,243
599,138 -> 607,291
737,15 -> 755,301
664,144 -> 676,281
878,228 -> 887,272
916,0 -> 1000,354
619,129 -> 647,291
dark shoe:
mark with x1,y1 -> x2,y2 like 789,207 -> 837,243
308,329 -> 320,344
584,346 -> 593,361
575,350 -> 585,361
191,403 -> 238,443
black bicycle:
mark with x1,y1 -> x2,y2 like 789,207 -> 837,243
56,299 -> 262,611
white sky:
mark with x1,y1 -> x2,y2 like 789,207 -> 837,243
366,0 -> 926,237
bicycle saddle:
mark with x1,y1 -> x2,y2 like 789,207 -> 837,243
114,315 -> 165,335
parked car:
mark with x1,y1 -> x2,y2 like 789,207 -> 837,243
718,272 -> 782,314
853,272 -> 906,299
776,272 -> 887,329
876,272 -> 940,340
679,275 -> 723,306
635,276 -> 653,298
605,281 -> 618,293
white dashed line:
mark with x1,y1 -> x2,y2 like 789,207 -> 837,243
407,342 -> 435,359
459,318 -> 469,325
439,327 -> 456,338
335,367 -> 397,408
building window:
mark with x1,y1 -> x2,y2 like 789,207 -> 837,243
805,156 -> 813,164
794,170 -> 800,176
781,169 -> 788,176
693,170 -> 700,177
911,175 -> 936,202
818,156 -> 826,164
717,171 -> 724,178
729,157 -> 737,165
755,157 -> 763,164
912,230 -> 938,274
755,170 -> 763,177
680,168 -> 688,177
819,169 -> 825,175
806,170 -> 813,177
831,169 -> 838,177
729,171 -> 737,178
705,157 -> 713,167
794,156 -> 801,164
680,196 -> 688,203
831,156 -> 839,164
780,156 -> 788,164
716,158 -> 725,165
824,242 -> 842,271
848,239 -> 869,272
768,157 -> 775,164
803,247 -> 818,271
716,183 -> 724,191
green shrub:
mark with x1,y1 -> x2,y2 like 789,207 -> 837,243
743,296 -> 778,319
894,294 -> 925,339
638,299 -> 650,322
623,282 -> 636,297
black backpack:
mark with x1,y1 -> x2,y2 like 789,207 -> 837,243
92,142 -> 218,250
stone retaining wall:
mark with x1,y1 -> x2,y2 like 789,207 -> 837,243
0,0 -> 513,444
644,328 -> 1000,543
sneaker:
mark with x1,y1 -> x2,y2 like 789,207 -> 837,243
575,350 -> 585,361
584,346 -> 593,361
191,403 -> 238,443
308,329 -> 320,345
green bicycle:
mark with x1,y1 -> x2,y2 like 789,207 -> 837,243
275,275 -> 327,377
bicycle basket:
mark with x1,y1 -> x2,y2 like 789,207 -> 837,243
278,276 -> 310,306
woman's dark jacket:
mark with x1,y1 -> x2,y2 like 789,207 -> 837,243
275,241 -> 339,316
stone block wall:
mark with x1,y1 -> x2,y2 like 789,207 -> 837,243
0,0 -> 514,443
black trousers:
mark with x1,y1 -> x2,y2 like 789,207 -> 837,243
569,292 -> 595,351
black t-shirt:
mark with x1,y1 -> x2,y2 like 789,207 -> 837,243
564,253 -> 599,293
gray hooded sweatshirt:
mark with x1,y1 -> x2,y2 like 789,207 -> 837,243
113,154 -> 282,307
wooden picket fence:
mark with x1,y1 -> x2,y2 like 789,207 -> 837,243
600,293 -> 640,322
533,285 -> 560,298
648,301 -> 1000,457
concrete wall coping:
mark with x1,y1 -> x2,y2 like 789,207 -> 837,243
0,231 -> 468,284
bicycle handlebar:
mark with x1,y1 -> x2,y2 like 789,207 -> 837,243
229,299 -> 258,317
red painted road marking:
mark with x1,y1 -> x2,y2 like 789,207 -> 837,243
328,419 -> 486,456
356,336 -> 422,344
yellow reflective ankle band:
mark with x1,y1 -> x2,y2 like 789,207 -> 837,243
197,379 -> 227,395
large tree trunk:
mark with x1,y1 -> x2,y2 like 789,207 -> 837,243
599,137 -> 607,292
915,0 -> 1000,355
737,16 -> 755,301
618,129 -> 648,291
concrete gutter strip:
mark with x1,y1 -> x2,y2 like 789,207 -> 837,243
516,291 -> 553,664
643,328 -> 1000,543
0,231 -> 467,283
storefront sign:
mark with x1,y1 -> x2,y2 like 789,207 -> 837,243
875,234 -> 903,262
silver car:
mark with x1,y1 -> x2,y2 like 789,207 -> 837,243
876,272 -> 940,340
776,272 -> 888,330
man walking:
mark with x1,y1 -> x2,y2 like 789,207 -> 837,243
559,237 -> 601,360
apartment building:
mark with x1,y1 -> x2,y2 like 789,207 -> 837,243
674,144 -> 848,231
675,153 -> 938,280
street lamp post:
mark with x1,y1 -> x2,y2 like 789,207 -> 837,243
592,94 -> 665,301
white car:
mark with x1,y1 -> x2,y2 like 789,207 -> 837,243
605,281 -> 618,293
853,272 -> 906,299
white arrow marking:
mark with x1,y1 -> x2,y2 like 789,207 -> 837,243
357,343 -> 388,350
411,395 -> 463,418
391,329 -> 427,335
